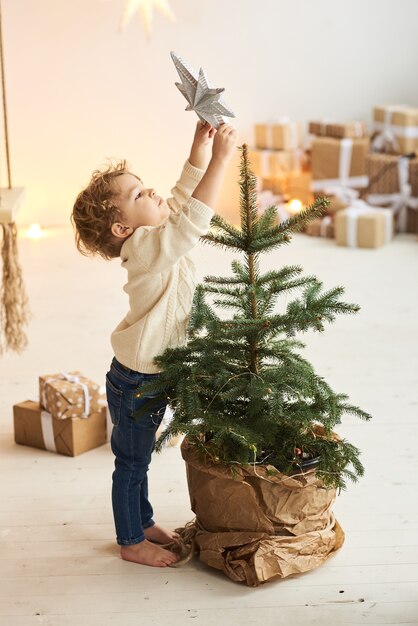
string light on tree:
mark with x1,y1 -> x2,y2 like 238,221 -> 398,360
119,0 -> 175,38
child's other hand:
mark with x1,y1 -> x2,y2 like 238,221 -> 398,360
189,121 -> 215,169
212,124 -> 237,164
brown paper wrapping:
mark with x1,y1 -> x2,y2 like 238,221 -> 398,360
312,137 -> 369,182
309,121 -> 329,136
180,439 -> 344,586
410,158 -> 418,197
39,371 -> 101,420
271,122 -> 302,151
366,153 -> 400,195
335,209 -> 393,248
262,176 -> 287,195
13,400 -> 107,456
374,105 -> 418,154
305,217 -> 334,238
309,121 -> 367,139
269,151 -> 296,175
255,124 -> 274,150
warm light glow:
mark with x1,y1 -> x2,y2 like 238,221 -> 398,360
26,223 -> 44,239
287,199 -> 303,215
120,0 -> 175,37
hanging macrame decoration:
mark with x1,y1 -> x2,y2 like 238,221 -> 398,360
0,1 -> 29,354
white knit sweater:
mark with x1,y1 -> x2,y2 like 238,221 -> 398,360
110,160 -> 214,373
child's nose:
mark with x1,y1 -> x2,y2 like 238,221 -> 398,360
149,188 -> 156,197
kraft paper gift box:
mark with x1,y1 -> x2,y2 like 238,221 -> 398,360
39,371 -> 101,420
366,153 -> 401,195
325,122 -> 367,139
366,154 -> 418,232
309,121 -> 367,139
262,175 -> 287,195
272,120 -> 302,151
255,124 -> 271,150
305,216 -> 334,238
13,400 -> 107,456
373,105 -> 418,154
309,120 -> 331,136
248,149 -> 273,178
335,205 -> 393,248
311,137 -> 370,192
255,122 -> 303,151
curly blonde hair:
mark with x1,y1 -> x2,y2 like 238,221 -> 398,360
71,159 -> 134,260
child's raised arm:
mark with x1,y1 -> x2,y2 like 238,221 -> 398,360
192,124 -> 237,208
189,121 -> 216,171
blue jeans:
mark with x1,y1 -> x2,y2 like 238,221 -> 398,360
106,357 -> 168,546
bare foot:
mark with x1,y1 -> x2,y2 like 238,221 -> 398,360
120,539 -> 179,567
144,523 -> 180,545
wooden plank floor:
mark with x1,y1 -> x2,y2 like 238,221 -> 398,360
1,226 -> 417,626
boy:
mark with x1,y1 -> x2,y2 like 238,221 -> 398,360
71,122 -> 237,567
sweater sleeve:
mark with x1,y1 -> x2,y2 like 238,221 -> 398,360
125,170 -> 214,274
167,160 -> 205,215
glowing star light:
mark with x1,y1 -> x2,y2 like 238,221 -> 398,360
171,52 -> 235,129
120,0 -> 175,37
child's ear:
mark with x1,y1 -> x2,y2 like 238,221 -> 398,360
111,222 -> 133,239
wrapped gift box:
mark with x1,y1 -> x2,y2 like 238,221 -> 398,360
272,121 -> 302,151
366,153 -> 400,195
261,176 -> 287,195
309,120 -> 331,136
248,149 -> 273,178
39,371 -> 101,420
373,105 -> 418,154
311,137 -> 369,191
309,121 -> 367,139
255,124 -> 272,150
366,154 -> 418,232
13,400 -> 107,456
325,122 -> 367,139
335,205 -> 393,248
255,121 -> 302,150
305,216 -> 334,238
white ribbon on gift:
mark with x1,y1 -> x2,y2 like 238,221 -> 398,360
276,116 -> 299,150
319,216 -> 332,237
312,137 -> 369,190
40,410 -> 57,452
321,185 -> 360,205
353,121 -> 364,137
343,201 -> 393,247
367,156 -> 418,232
371,105 -> 414,152
260,150 -> 272,177
60,371 -> 90,418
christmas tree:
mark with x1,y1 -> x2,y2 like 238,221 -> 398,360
135,145 -> 371,491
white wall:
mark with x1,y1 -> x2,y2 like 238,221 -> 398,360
2,0 -> 418,226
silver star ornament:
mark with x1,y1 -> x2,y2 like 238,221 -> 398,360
171,51 -> 235,129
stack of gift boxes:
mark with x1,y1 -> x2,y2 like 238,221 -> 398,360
251,105 -> 418,248
13,371 -> 110,456
251,119 -> 312,205
367,105 -> 418,235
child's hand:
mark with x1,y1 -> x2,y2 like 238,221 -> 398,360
189,121 -> 215,170
212,124 -> 237,164
194,121 -> 216,146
